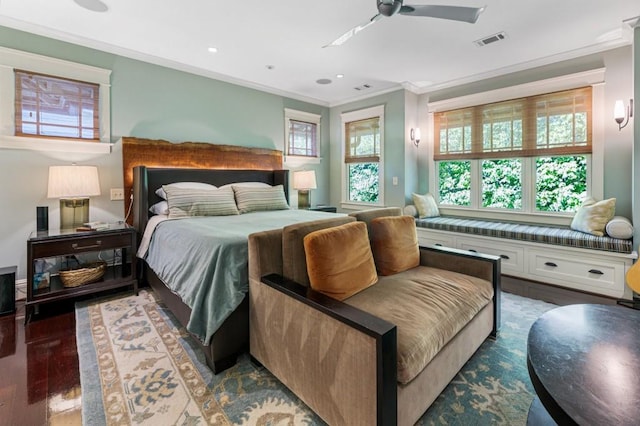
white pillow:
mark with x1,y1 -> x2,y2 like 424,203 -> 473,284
606,216 -> 633,239
149,200 -> 169,215
570,197 -> 616,237
155,182 -> 217,200
411,193 -> 440,218
219,182 -> 272,190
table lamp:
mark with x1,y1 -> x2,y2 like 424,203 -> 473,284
47,165 -> 101,229
292,170 -> 317,209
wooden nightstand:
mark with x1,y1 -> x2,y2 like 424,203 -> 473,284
309,206 -> 337,213
26,223 -> 137,323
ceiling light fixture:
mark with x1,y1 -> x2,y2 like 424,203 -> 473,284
336,74 -> 344,79
73,0 -> 108,12
207,47 -> 218,53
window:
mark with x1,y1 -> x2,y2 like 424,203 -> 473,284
0,45 -> 111,154
15,70 -> 99,141
284,109 -> 321,165
341,105 -> 384,205
434,87 -> 591,215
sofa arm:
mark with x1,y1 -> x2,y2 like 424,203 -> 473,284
419,245 -> 501,336
250,273 -> 397,426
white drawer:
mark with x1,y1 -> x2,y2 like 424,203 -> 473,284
457,237 -> 525,275
528,250 -> 625,297
416,229 -> 454,249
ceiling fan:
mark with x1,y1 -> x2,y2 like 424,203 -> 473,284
324,1 -> 485,47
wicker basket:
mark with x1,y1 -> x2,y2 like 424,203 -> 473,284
59,261 -> 107,288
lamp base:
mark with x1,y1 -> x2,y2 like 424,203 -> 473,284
297,190 -> 310,210
60,198 -> 90,229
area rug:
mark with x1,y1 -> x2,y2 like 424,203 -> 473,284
76,289 -> 555,425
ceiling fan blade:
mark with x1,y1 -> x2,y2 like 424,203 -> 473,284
399,5 -> 485,23
323,14 -> 382,48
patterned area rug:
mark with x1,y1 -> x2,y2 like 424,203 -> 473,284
76,289 -> 555,425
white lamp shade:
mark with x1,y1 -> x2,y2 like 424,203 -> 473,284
47,165 -> 101,198
292,170 -> 317,190
614,100 -> 626,121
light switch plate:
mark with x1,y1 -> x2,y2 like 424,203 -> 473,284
110,188 -> 124,200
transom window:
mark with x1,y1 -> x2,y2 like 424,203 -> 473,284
15,70 -> 100,141
434,87 -> 592,214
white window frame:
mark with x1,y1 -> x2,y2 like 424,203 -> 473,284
0,46 -> 112,155
283,108 -> 321,167
427,69 -> 605,225
341,105 -> 385,209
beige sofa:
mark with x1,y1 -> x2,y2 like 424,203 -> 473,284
248,208 -> 501,425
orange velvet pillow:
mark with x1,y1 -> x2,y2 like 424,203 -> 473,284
303,221 -> 378,301
370,216 -> 420,275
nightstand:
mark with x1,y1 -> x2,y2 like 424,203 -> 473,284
309,206 -> 337,213
26,223 -> 137,323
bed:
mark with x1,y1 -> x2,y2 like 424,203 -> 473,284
132,164 -> 336,373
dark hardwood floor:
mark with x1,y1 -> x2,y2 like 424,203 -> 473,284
0,300 -> 82,426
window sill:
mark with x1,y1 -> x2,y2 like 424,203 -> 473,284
437,206 -> 573,227
0,135 -> 113,155
284,156 -> 321,167
340,201 -> 385,211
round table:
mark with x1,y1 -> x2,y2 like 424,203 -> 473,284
527,304 -> 640,425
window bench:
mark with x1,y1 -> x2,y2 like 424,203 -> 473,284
415,216 -> 636,299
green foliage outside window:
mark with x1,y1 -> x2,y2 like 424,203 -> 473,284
536,156 -> 587,212
482,159 -> 522,209
438,161 -> 470,206
349,163 -> 379,203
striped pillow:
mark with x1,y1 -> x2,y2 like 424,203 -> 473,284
234,185 -> 290,213
164,186 -> 239,218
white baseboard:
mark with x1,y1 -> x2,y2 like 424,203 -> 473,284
15,278 -> 26,301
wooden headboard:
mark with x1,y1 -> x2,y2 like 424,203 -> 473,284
122,137 -> 285,226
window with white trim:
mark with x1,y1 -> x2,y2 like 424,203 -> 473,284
433,87 -> 592,215
0,46 -> 111,154
284,108 -> 321,162
341,105 -> 384,205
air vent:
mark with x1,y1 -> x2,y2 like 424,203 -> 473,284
354,84 -> 372,91
474,31 -> 507,47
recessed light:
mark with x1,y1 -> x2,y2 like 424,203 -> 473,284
207,47 -> 218,53
336,74 -> 344,79
316,78 -> 332,85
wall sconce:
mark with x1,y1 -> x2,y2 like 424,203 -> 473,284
47,165 -> 101,229
410,127 -> 421,146
292,170 -> 317,209
614,99 -> 633,130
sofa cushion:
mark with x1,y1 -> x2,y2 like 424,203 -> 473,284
303,221 -> 378,301
282,216 -> 356,286
370,216 -> 420,275
344,266 -> 493,384
349,207 -> 402,235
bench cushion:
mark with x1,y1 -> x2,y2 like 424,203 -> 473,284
343,266 -> 493,384
415,216 -> 633,254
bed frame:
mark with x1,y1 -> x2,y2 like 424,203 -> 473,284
132,165 -> 289,373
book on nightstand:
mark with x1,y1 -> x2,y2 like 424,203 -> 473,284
76,222 -> 109,232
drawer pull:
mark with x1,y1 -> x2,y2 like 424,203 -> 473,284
72,240 -> 102,250
544,262 -> 557,267
588,269 -> 604,275
468,249 -> 477,253
500,254 -> 510,260
435,243 -> 442,246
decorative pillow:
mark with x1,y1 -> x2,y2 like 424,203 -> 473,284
403,205 -> 418,218
370,216 -> 420,275
605,216 -> 633,239
149,200 -> 169,215
303,221 -> 378,301
155,182 -> 217,200
412,193 -> 439,218
233,185 -> 289,214
570,197 -> 616,237
164,186 -> 239,218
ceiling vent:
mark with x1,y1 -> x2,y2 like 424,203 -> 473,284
474,31 -> 507,47
354,84 -> 372,91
